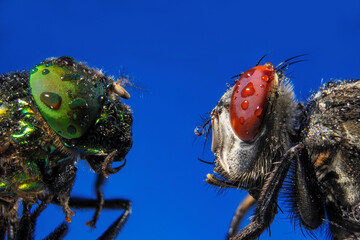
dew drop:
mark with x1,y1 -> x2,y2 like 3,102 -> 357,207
260,84 -> 264,88
254,106 -> 263,117
98,95 -> 104,104
265,62 -> 273,70
60,73 -> 81,81
40,92 -> 62,110
241,100 -> 249,110
261,75 -> 269,82
241,82 -> 255,97
42,69 -> 50,75
30,67 -> 38,74
239,117 -> 245,124
194,127 -> 205,136
244,69 -> 255,78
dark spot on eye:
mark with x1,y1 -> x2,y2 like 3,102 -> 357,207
67,125 -> 77,135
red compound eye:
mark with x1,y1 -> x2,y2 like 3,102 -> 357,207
229,62 -> 275,141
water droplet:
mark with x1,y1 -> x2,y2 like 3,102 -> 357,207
60,73 -> 81,81
67,125 -> 77,135
98,95 -> 104,104
45,62 -> 53,67
244,69 -> 255,78
42,69 -> 50,75
254,106 -> 263,117
241,100 -> 249,110
261,75 -> 269,82
30,67 -> 38,74
69,98 -> 88,109
241,82 -> 255,97
245,130 -> 249,135
194,127 -> 205,136
260,84 -> 264,88
265,62 -> 273,70
239,117 -> 245,124
40,92 -> 62,110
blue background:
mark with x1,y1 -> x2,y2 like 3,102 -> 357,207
1,1 -> 360,239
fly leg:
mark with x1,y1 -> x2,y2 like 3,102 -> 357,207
232,144 -> 303,240
227,194 -> 256,239
67,194 -> 131,240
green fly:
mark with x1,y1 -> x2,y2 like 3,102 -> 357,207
0,56 -> 133,239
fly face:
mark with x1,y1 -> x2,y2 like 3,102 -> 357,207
201,57 -> 360,239
29,57 -> 133,177
0,57 -> 133,239
208,61 -> 298,192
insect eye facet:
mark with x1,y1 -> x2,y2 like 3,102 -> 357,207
29,62 -> 104,139
229,63 -> 275,141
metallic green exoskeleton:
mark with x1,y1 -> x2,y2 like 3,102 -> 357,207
0,57 -> 133,239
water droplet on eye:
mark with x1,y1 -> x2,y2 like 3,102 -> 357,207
244,69 -> 255,78
261,75 -> 269,82
265,62 -> 273,70
60,73 -> 81,81
241,100 -> 249,110
239,117 -> 245,124
30,67 -> 38,74
69,98 -> 88,109
241,83 -> 255,97
40,92 -> 62,110
254,106 -> 263,117
42,69 -> 50,75
67,125 -> 77,135
194,127 -> 205,136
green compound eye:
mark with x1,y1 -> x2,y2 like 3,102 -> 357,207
30,63 -> 104,139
